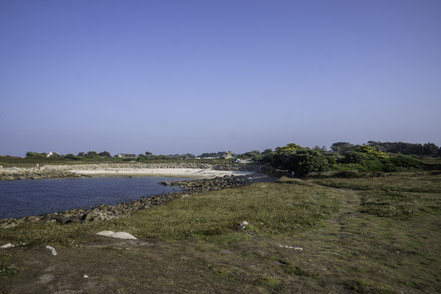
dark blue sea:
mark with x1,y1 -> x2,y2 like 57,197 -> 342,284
0,177 -> 187,219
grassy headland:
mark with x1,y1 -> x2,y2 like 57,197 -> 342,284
1,173 -> 441,293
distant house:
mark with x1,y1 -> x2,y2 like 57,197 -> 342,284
116,153 -> 137,159
46,152 -> 60,158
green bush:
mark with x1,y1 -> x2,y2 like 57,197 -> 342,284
64,154 -> 79,160
340,151 -> 389,172
389,154 -> 422,168
353,145 -> 389,158
275,149 -> 328,177
25,151 -> 46,158
329,163 -> 367,172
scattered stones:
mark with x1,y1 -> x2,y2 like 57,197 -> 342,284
96,231 -> 137,240
168,174 -> 271,193
278,245 -> 303,250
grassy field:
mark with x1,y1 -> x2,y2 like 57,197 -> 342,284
1,174 -> 440,293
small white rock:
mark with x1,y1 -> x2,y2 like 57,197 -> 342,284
239,221 -> 249,229
110,232 -> 137,240
83,274 -> 89,278
278,244 -> 303,250
96,231 -> 115,237
96,231 -> 137,240
46,245 -> 57,256
1,243 -> 14,249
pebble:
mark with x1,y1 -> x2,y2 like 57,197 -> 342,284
278,245 -> 303,250
0,243 -> 14,249
46,245 -> 57,256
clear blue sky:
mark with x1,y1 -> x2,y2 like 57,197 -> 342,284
1,0 -> 440,156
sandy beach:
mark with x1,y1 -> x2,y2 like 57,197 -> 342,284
71,168 -> 255,178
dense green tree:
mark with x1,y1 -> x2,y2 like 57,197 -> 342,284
64,154 -> 79,160
281,149 -> 328,177
330,142 -> 354,155
99,151 -> 111,157
423,143 -> 439,156
26,151 -> 46,157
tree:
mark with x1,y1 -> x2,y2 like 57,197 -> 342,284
84,151 -> 99,158
262,149 -> 273,155
330,142 -> 354,155
26,151 -> 46,157
99,151 -> 111,157
281,149 -> 328,177
353,145 -> 389,158
423,143 -> 438,156
64,154 -> 79,160
275,143 -> 302,153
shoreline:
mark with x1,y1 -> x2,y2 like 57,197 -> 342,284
71,168 -> 254,178
0,162 -> 261,181
0,171 -> 270,228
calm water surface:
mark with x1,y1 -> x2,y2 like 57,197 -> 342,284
0,177 -> 188,219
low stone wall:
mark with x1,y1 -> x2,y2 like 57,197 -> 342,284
0,174 -> 271,228
160,174 -> 269,193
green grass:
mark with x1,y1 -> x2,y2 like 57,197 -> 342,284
1,174 -> 441,293
106,182 -> 340,239
312,173 -> 441,193
359,190 -> 441,218
0,182 -> 340,245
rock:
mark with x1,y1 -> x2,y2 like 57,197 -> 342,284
240,221 -> 249,229
110,232 -> 137,240
96,231 -> 115,237
278,244 -> 303,250
46,245 -> 57,256
1,243 -> 14,249
3,223 -> 17,229
39,273 -> 55,284
96,231 -> 137,240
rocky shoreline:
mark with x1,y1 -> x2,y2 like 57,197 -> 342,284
0,162 -> 261,181
0,174 -> 271,229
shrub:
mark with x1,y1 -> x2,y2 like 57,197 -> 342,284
25,151 -> 46,158
389,154 -> 422,168
353,145 -> 389,158
64,154 -> 79,160
280,149 -> 329,177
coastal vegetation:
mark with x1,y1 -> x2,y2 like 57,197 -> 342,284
1,140 -> 441,292
1,173 -> 440,292
260,141 -> 440,176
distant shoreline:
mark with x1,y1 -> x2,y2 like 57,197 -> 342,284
71,168 -> 254,178
0,162 -> 261,181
